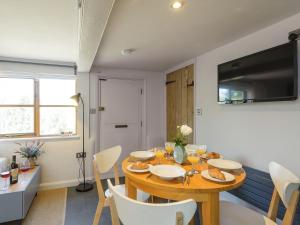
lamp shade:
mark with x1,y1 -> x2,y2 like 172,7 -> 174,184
70,93 -> 81,106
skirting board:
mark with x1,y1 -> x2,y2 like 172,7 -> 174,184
39,176 -> 95,191
38,169 -> 124,191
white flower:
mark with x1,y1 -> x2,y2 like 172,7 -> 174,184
180,125 -> 192,136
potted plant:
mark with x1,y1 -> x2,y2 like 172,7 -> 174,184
173,125 -> 192,164
15,141 -> 45,169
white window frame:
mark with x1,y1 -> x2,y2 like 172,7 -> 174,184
0,77 -> 77,138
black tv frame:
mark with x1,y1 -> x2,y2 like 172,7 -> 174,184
217,41 -> 298,104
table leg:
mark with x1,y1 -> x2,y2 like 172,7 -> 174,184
201,192 -> 219,225
125,176 -> 137,200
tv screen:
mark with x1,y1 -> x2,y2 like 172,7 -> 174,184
218,41 -> 298,104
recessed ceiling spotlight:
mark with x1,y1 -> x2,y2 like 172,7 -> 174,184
171,1 -> 183,9
121,48 -> 135,56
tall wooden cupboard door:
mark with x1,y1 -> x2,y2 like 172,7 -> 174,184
166,65 -> 194,143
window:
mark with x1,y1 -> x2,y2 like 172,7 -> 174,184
0,78 -> 76,137
219,88 -> 245,101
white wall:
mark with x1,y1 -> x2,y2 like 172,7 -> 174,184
0,66 -> 165,189
194,13 -> 300,175
89,67 -> 165,154
0,72 -> 92,190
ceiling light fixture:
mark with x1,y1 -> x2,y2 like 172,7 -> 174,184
171,1 -> 183,9
121,48 -> 135,56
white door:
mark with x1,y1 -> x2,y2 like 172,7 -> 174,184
99,78 -> 143,170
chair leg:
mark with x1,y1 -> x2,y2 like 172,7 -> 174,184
92,200 -> 104,225
109,197 -> 121,225
188,216 -> 195,225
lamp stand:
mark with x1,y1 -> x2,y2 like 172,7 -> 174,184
75,94 -> 93,192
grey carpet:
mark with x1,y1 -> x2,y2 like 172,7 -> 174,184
64,177 -> 201,225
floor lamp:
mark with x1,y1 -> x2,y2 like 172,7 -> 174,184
71,93 -> 93,192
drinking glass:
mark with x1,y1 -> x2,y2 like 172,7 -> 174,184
165,142 -> 175,160
187,152 -> 200,174
196,145 -> 207,165
0,171 -> 10,191
20,158 -> 30,173
154,147 -> 165,164
19,158 -> 31,184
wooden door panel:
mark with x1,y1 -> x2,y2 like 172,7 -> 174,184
187,65 -> 194,143
166,71 -> 180,141
166,65 -> 194,143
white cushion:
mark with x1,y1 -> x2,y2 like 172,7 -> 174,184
105,184 -> 149,202
221,201 -> 277,225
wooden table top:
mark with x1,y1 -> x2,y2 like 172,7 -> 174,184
122,158 -> 246,193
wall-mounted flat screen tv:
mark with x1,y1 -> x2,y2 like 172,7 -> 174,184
218,41 -> 298,104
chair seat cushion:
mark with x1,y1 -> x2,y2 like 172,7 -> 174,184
221,201 -> 277,225
105,184 -> 149,202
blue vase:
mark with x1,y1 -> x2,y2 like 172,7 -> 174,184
173,145 -> 187,164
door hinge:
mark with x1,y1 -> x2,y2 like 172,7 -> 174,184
141,121 -> 143,127
166,80 -> 176,85
141,88 -> 143,95
187,81 -> 194,87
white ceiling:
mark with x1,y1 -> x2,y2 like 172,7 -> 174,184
0,0 -> 78,62
93,0 -> 300,72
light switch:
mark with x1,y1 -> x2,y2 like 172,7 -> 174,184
90,108 -> 96,114
196,108 -> 202,116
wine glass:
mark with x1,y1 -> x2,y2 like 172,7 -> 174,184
196,145 -> 207,165
20,158 -> 30,173
154,147 -> 165,164
187,152 -> 200,174
165,142 -> 175,160
19,158 -> 30,184
0,167 -> 10,191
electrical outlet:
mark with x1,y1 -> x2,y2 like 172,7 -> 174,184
76,152 -> 86,158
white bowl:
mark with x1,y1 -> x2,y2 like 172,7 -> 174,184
207,159 -> 242,170
150,165 -> 186,180
130,151 -> 155,161
185,144 -> 207,154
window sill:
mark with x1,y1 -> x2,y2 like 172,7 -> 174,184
0,135 -> 80,143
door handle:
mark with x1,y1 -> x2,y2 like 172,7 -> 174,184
115,125 -> 128,128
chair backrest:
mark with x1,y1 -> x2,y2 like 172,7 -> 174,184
94,145 -> 122,174
269,162 -> 300,208
107,179 -> 197,225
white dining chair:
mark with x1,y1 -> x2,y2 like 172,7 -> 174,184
92,145 -> 150,225
107,179 -> 197,225
220,161 -> 300,225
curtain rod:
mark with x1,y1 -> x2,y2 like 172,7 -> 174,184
0,57 -> 76,68
0,57 -> 77,75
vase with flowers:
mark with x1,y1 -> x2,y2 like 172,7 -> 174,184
15,141 -> 45,169
173,125 -> 193,164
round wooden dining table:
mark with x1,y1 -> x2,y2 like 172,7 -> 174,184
122,157 -> 246,225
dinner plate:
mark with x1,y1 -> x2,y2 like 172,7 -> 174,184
207,159 -> 242,170
127,164 -> 151,173
150,165 -> 186,180
130,151 -> 155,161
201,170 -> 235,183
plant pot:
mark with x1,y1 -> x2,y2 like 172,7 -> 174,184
173,145 -> 187,164
29,158 -> 36,169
